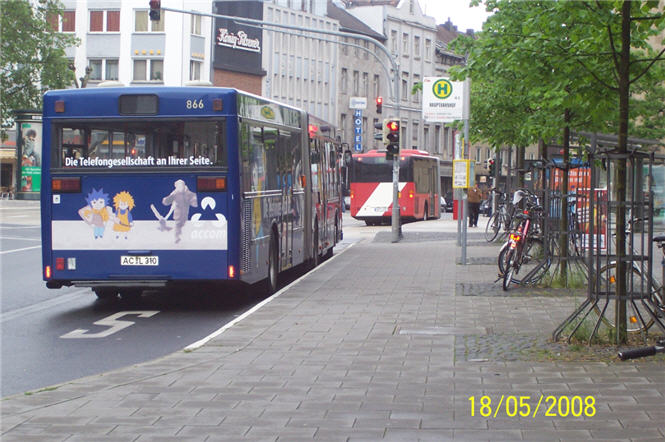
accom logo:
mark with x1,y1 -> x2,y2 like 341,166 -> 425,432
432,79 -> 453,99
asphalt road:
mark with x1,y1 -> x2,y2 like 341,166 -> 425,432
0,204 -> 367,397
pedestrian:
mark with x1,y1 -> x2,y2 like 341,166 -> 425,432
467,183 -> 482,227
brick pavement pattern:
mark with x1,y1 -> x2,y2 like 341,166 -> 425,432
2,218 -> 664,441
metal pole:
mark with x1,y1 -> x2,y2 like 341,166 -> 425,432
461,118 -> 470,264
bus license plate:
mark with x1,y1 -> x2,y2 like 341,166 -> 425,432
121,256 -> 159,266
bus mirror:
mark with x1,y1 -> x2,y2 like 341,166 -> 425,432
343,150 -> 352,166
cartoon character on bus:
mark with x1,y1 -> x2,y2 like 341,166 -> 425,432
112,191 -> 135,240
78,188 -> 112,239
151,179 -> 198,244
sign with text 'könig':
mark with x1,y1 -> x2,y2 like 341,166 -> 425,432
422,77 -> 468,123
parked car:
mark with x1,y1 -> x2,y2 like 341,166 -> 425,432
440,192 -> 454,213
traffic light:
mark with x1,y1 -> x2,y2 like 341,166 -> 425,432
149,0 -> 161,21
385,119 -> 400,158
375,96 -> 383,114
488,158 -> 495,176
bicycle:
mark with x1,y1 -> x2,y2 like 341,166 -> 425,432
593,230 -> 665,334
484,189 -> 513,242
500,191 -> 551,290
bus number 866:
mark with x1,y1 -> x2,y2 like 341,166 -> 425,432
186,99 -> 204,109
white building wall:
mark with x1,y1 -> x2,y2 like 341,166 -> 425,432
262,3 -> 339,124
60,0 -> 212,88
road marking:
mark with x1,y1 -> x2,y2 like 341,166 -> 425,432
61,311 -> 159,339
0,236 -> 41,241
184,242 -> 358,351
0,245 -> 41,254
0,288 -> 91,324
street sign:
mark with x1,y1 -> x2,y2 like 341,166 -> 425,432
422,77 -> 467,122
349,97 -> 367,109
453,159 -> 474,189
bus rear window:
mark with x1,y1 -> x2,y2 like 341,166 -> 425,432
351,157 -> 411,182
55,119 -> 227,169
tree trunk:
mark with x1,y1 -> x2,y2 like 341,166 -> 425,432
614,0 -> 632,344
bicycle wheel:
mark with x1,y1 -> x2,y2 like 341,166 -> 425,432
511,238 -> 549,285
502,249 -> 515,291
497,241 -> 510,275
593,263 -> 657,333
485,212 -> 501,242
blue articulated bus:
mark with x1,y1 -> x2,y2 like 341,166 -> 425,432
41,87 -> 342,299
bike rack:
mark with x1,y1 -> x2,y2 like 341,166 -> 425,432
552,149 -> 665,344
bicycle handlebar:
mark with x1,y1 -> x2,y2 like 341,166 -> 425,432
618,340 -> 664,360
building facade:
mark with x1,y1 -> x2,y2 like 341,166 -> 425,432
61,0 -> 213,88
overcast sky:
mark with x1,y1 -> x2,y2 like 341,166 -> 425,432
419,0 -> 492,31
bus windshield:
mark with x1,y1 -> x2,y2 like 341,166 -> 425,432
54,119 -> 227,169
351,156 -> 411,182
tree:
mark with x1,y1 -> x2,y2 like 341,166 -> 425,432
1,0 -> 78,131
450,0 -> 665,343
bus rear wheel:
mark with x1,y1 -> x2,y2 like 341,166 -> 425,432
94,288 -> 118,300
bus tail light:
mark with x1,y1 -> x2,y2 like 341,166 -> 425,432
408,190 -> 414,199
52,177 -> 81,193
55,257 -> 65,270
55,100 -> 65,113
45,265 -> 52,279
228,265 -> 236,279
197,176 -> 226,192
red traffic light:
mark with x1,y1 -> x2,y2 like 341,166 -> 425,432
386,120 -> 399,131
376,97 -> 383,105
375,96 -> 383,114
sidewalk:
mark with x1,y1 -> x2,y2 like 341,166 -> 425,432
2,217 -> 664,441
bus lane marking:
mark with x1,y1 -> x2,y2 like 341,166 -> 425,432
60,311 -> 159,339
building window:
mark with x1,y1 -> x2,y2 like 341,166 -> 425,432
49,10 -> 76,32
191,14 -> 201,35
133,59 -> 163,82
342,37 -> 348,55
425,39 -> 432,61
402,33 -> 409,55
413,122 -> 419,142
435,125 -> 441,154
391,30 -> 398,53
341,68 -> 347,94
135,10 -> 163,32
413,74 -> 420,103
190,60 -> 202,81
373,74 -> 380,97
90,10 -> 120,32
89,60 -> 102,81
402,79 -> 408,101
62,10 -> 75,32
362,72 -> 368,96
88,59 -> 119,81
352,70 -> 359,95
414,36 -> 420,58
423,127 -> 429,151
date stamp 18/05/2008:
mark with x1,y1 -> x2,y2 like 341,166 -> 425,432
468,395 -> 596,418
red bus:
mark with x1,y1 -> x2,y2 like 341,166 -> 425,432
350,149 -> 440,225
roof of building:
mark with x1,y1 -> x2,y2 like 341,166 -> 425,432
327,1 -> 387,41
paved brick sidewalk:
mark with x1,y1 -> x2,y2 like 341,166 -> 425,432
2,219 -> 664,441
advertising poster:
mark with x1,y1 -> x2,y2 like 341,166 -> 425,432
20,121 -> 42,192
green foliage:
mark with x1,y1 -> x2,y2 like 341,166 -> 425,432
448,0 -> 665,151
1,0 -> 78,130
